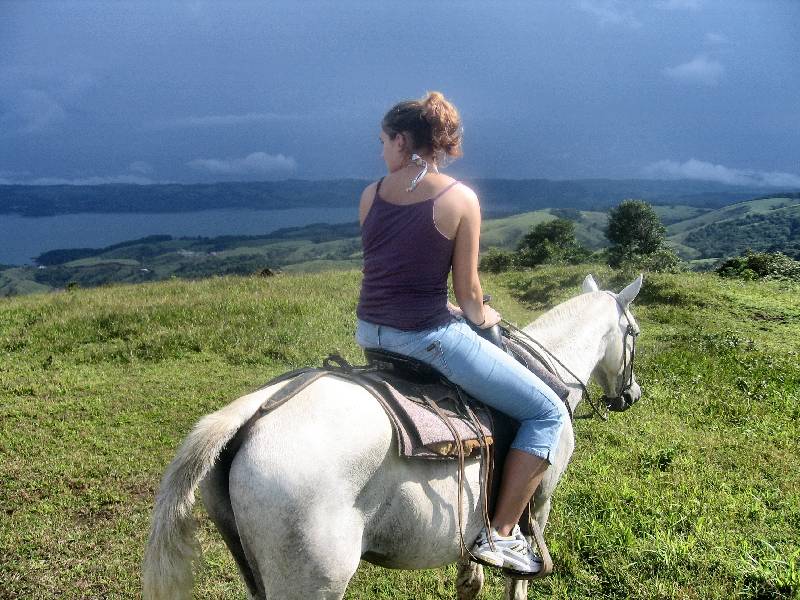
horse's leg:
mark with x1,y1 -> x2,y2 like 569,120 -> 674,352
200,461 -> 263,599
230,455 -> 363,600
455,557 -> 484,600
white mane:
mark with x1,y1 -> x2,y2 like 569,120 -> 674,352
527,291 -> 611,332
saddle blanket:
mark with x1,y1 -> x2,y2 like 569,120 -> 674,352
353,369 -> 495,460
251,338 -> 570,462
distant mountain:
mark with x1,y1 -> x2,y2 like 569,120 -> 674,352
0,178 -> 787,217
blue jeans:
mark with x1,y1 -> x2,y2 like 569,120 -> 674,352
355,316 -> 568,462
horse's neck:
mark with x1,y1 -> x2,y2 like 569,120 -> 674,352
523,292 -> 614,392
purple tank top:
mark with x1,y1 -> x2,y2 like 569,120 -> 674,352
357,178 -> 459,330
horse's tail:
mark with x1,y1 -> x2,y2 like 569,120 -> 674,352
141,387 -> 271,600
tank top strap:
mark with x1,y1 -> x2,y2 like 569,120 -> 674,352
431,180 -> 460,201
374,177 -> 385,200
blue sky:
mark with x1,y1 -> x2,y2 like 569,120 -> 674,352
1,1 -> 799,187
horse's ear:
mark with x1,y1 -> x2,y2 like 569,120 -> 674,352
582,274 -> 600,293
618,274 -> 643,307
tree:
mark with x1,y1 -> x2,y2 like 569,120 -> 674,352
516,218 -> 590,268
606,199 -> 675,269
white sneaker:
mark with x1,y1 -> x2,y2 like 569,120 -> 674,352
470,525 -> 543,576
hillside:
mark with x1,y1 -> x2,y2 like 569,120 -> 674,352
480,205 -> 708,252
0,223 -> 363,297
0,267 -> 797,599
666,197 -> 800,260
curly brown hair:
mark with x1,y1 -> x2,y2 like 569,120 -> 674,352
381,91 -> 463,165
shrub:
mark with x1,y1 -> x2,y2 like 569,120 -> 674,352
716,250 -> 800,282
609,246 -> 682,274
516,218 -> 590,268
479,248 -> 516,273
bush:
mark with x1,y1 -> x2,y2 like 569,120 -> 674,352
516,218 -> 589,268
479,248 -> 516,273
608,246 -> 682,274
716,250 -> 800,282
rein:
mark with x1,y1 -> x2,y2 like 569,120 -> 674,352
500,291 -> 640,421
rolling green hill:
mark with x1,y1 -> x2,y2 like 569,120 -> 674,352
666,196 -> 800,259
0,266 -> 797,598
480,209 -> 609,251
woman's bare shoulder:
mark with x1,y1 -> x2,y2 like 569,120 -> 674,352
358,180 -> 380,225
437,179 -> 479,213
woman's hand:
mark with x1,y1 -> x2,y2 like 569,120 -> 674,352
480,304 -> 502,329
447,301 -> 464,318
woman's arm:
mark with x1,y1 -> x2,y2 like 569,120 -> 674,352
451,188 -> 501,328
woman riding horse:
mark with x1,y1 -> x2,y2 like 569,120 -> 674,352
354,91 -> 569,577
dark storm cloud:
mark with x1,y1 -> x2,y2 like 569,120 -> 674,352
1,0 -> 798,185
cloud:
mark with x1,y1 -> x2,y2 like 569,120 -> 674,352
576,0 -> 641,28
187,151 -> 297,176
655,0 -> 701,10
704,32 -> 728,45
150,112 -> 301,129
23,174 -> 156,185
0,165 -> 157,186
643,158 -> 800,188
663,54 -> 724,86
129,161 -> 154,174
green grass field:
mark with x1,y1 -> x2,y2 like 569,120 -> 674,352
1,267 -> 798,599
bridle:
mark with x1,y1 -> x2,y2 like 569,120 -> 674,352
603,292 -> 640,413
501,291 -> 640,421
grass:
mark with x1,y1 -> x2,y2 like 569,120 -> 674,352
1,267 -> 798,599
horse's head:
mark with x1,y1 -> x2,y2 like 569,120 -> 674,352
582,274 -> 643,412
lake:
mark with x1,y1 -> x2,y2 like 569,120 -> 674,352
0,207 -> 357,265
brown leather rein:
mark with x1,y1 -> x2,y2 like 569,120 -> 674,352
500,291 -> 640,421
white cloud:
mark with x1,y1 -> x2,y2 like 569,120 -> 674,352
663,54 -> 724,86
187,151 -> 297,176
0,166 -> 157,186
151,112 -> 301,129
643,158 -> 800,188
576,0 -> 641,28
129,161 -> 154,174
704,32 -> 728,45
24,174 -> 156,185
655,0 -> 701,10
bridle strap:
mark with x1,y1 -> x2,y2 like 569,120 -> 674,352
603,292 -> 640,401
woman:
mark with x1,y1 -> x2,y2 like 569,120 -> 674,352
354,91 -> 568,577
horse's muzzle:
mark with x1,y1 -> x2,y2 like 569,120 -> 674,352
605,381 -> 641,412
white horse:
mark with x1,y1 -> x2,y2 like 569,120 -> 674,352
143,273 -> 643,600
